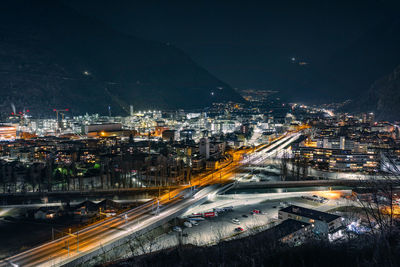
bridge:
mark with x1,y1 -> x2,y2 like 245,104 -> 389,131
0,186 -> 180,206
230,179 -> 400,190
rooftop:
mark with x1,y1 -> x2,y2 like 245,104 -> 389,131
266,219 -> 310,240
280,205 -> 340,223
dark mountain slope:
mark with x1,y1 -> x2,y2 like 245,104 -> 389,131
355,65 -> 400,121
261,13 -> 400,104
320,15 -> 400,101
0,0 -> 243,117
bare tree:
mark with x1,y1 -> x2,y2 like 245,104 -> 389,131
127,232 -> 160,256
301,157 -> 308,179
280,152 -> 289,181
356,174 -> 400,240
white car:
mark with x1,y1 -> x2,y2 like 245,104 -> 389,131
189,220 -> 199,226
173,226 -> 182,232
231,218 -> 240,224
183,221 -> 192,228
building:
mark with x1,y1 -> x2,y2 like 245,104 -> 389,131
82,123 -> 133,138
82,123 -> 122,134
191,156 -> 204,172
240,123 -> 250,134
162,130 -> 178,141
362,112 -> 375,124
199,137 -> 210,159
295,146 -> 379,172
180,129 -> 195,141
210,141 -> 226,154
328,152 -> 378,172
206,156 -> 219,170
34,208 -> 58,220
266,219 -> 313,246
155,126 -> 168,137
0,125 -> 17,141
279,205 -> 342,236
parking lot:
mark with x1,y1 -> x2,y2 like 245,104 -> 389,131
147,190 -> 353,251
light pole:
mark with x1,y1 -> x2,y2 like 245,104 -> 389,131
156,199 -> 160,215
67,228 -> 79,253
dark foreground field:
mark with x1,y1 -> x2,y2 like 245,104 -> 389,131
102,225 -> 400,267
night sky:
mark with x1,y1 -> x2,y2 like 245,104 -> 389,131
67,0 -> 400,97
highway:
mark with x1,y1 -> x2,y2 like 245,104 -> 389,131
242,132 -> 301,165
0,132 -> 301,267
0,186 -> 218,267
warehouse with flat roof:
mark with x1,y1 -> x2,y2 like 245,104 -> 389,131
279,205 -> 342,236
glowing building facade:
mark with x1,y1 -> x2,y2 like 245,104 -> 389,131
0,125 -> 17,141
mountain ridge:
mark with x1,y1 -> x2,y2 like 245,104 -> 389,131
355,64 -> 400,121
0,0 -> 243,117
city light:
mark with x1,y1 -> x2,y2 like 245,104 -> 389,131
0,2 -> 398,266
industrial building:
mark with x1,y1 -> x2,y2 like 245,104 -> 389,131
267,219 -> 313,246
82,123 -> 122,135
0,125 -> 17,141
278,205 -> 342,236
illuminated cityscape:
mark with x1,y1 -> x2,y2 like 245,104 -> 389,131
1,1 -> 400,267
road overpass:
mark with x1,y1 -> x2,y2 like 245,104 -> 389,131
0,186 -> 180,206
230,179 -> 400,190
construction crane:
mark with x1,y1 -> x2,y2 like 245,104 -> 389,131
53,108 -> 69,132
10,109 -> 30,125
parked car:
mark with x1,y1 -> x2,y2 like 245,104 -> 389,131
183,221 -> 192,228
235,227 -> 244,232
189,220 -> 199,226
232,218 -> 240,224
173,226 -> 182,232
223,206 -> 234,212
